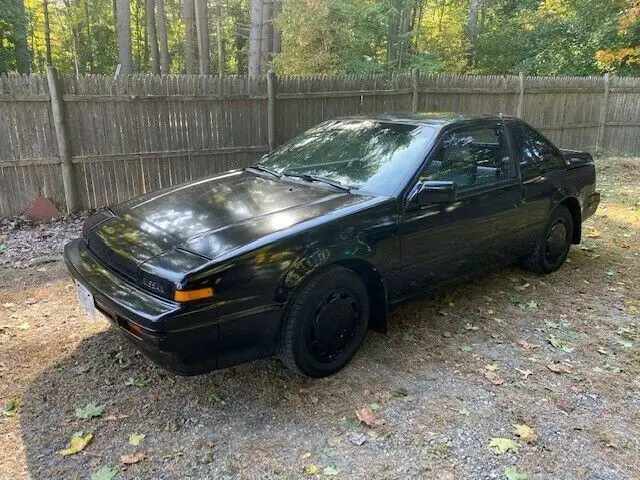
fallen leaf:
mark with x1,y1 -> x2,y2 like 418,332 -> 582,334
301,452 -> 312,459
517,340 -> 539,350
129,433 -> 145,446
59,431 -> 93,456
512,424 -> 537,444
75,403 -> 105,420
442,331 -> 453,338
548,334 -> 567,349
120,452 -> 147,465
514,283 -> 530,291
515,368 -> 533,380
346,431 -> 367,446
489,437 -> 518,454
3,398 -> 19,416
356,407 -> 385,427
485,363 -> 499,371
504,465 -> 530,480
545,320 -> 560,329
305,464 -> 320,475
323,466 -> 339,476
484,371 -> 504,386
525,301 -> 538,309
464,323 -> 479,331
460,345 -> 473,353
603,364 -> 622,373
617,339 -> 633,348
597,347 -> 610,355
547,363 -> 572,374
125,375 -> 149,388
91,466 -> 119,480
458,407 -> 470,416
557,399 -> 575,413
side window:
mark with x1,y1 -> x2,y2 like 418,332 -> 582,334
514,124 -> 566,171
422,124 -> 515,189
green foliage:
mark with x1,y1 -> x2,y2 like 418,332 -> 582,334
0,0 -> 638,76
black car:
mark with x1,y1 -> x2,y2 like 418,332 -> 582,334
64,113 -> 600,377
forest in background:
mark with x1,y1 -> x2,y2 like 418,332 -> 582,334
1,0 -> 640,77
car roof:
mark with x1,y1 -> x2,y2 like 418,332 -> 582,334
333,112 -> 519,128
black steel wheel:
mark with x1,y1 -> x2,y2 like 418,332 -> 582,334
522,205 -> 574,273
277,265 -> 369,377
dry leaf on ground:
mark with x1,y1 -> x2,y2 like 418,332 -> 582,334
484,371 -> 504,385
489,437 -> 518,454
547,363 -> 572,374
356,407 -> 385,427
518,340 -> 540,350
59,432 -> 93,456
513,423 -> 537,444
120,452 -> 147,465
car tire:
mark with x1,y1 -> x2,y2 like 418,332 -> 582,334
521,205 -> 574,274
277,265 -> 369,378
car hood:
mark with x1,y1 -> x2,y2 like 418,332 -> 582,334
87,170 -> 372,276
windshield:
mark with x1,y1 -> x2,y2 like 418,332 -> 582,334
256,120 -> 435,195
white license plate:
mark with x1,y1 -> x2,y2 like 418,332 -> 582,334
75,280 -> 96,319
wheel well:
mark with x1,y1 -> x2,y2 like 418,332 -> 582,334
559,197 -> 581,244
334,259 -> 388,333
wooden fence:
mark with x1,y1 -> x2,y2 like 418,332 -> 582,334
1,70 -> 639,216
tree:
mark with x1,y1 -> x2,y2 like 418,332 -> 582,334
0,0 -> 32,73
183,0 -> 196,73
213,0 -> 224,76
146,0 -> 160,73
465,0 -> 480,69
42,0 -> 52,64
195,0 -> 210,74
116,0 -> 132,72
248,0 -> 262,76
156,0 -> 169,73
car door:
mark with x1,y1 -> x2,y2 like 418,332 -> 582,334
509,120 -> 569,247
393,121 -> 525,299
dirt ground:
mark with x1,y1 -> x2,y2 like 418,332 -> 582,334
1,157 -> 639,480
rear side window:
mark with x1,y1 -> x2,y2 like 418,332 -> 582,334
421,124 -> 516,189
513,123 -> 566,171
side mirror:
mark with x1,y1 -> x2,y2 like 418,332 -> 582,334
408,180 -> 457,208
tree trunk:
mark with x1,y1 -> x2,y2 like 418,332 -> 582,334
12,0 -> 31,73
116,0 -> 132,73
260,0 -> 272,67
157,0 -> 169,73
248,0 -> 262,76
272,0 -> 281,54
214,0 -> 224,76
195,0 -> 210,74
465,0 -> 480,70
84,0 -> 94,73
146,0 -> 160,74
387,0 -> 412,69
183,0 -> 196,73
43,0 -> 52,64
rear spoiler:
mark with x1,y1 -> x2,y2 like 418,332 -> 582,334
560,149 -> 594,169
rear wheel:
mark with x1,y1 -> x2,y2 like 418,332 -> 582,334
521,205 -> 574,273
277,265 -> 369,378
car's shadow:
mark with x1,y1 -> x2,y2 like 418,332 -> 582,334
18,242 -> 613,479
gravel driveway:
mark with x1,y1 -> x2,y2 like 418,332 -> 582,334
1,157 -> 638,480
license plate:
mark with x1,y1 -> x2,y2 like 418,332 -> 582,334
75,280 -> 96,320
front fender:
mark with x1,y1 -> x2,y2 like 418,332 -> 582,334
275,242 -> 375,302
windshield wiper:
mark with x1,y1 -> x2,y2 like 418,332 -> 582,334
246,164 -> 282,179
282,171 -> 352,193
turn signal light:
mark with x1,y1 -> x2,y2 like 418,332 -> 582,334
174,287 -> 214,302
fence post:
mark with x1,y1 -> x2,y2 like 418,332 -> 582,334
411,68 -> 419,113
516,72 -> 525,118
267,70 -> 276,151
46,66 -> 78,213
596,72 -> 610,155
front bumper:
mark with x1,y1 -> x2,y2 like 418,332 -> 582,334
64,239 -> 282,375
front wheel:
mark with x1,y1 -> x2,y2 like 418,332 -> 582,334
277,265 -> 369,378
521,205 -> 574,274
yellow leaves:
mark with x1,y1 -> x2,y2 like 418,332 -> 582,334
489,437 -> 519,454
305,464 -> 320,475
485,363 -> 499,371
129,433 -> 145,446
513,424 -> 537,444
59,431 -> 93,456
596,47 -> 640,71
